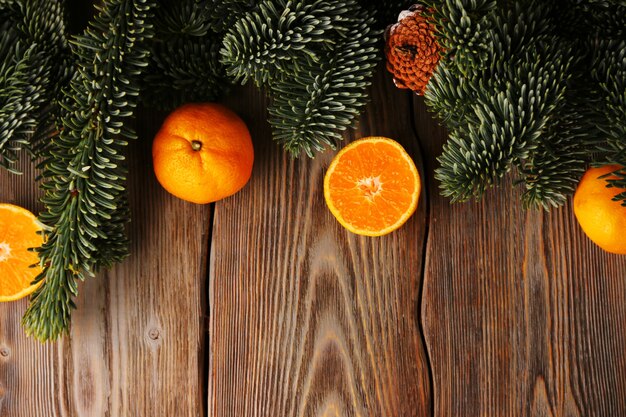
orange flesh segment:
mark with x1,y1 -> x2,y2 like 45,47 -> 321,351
325,138 -> 420,235
0,204 -> 43,301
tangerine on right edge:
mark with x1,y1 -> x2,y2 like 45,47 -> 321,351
574,165 -> 626,255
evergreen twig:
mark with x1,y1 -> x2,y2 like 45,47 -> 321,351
207,0 -> 259,33
22,0 -> 156,341
220,0 -> 381,156
143,0 -> 229,110
424,0 -> 626,207
0,0 -> 69,173
591,38 -> 626,204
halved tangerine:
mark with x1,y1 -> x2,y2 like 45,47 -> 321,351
0,204 -> 44,302
324,137 -> 421,236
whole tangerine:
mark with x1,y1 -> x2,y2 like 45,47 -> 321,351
574,164 -> 626,255
152,103 -> 254,204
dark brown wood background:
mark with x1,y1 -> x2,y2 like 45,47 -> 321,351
1,66 -> 625,417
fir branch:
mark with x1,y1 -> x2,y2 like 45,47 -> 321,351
424,0 -> 626,207
269,14 -> 380,156
143,0 -> 229,110
144,36 -> 227,109
207,0 -> 260,33
153,0 -> 211,37
0,39 -> 44,173
423,1 -> 609,206
561,0 -> 626,38
518,87 -> 595,209
221,0 -> 381,156
221,0 -> 340,87
432,38 -> 572,202
495,2 -> 593,209
590,38 -> 626,203
0,0 -> 69,173
22,0 -> 156,341
423,0 -> 497,76
423,62 -> 474,129
358,0 -> 413,28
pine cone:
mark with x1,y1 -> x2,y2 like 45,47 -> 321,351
385,4 -> 441,95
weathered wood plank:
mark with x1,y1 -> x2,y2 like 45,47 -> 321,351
0,110 -> 211,417
208,70 -> 432,417
414,96 -> 626,417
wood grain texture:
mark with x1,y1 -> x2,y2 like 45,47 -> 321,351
0,110 -> 211,417
414,96 -> 626,417
208,69 -> 432,417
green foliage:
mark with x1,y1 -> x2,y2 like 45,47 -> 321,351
220,0 -> 330,87
518,87 -> 595,209
562,0 -> 626,38
207,0 -> 259,33
0,0 -> 69,173
358,0 -> 413,28
590,38 -> 626,204
221,0 -> 381,156
143,0 -> 229,110
424,0 -> 497,76
424,0 -> 626,208
209,0 -> 412,32
22,0 -> 156,341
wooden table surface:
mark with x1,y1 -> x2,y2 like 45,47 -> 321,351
1,67 -> 625,417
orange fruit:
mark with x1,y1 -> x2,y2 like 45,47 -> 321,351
152,103 -> 254,204
0,204 -> 44,302
324,137 -> 421,236
574,164 -> 626,255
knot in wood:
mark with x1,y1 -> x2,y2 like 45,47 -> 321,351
148,328 -> 160,340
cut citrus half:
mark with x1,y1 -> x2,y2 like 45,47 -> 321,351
0,204 -> 44,302
324,137 -> 421,236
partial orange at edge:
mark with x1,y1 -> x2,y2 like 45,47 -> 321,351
0,204 -> 44,302
574,164 -> 626,255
